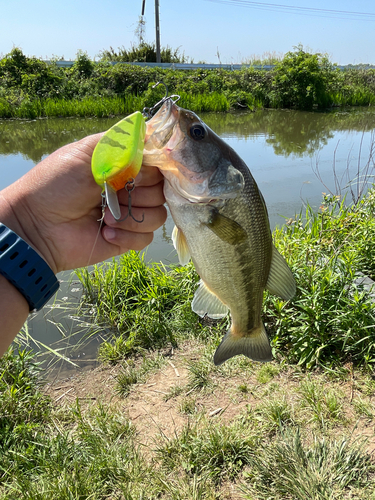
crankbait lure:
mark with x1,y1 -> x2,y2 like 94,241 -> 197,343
91,82 -> 180,222
91,111 -> 146,221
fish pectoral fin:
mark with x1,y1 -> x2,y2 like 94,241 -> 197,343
213,323 -> 272,365
266,244 -> 296,300
203,211 -> 247,245
192,280 -> 229,319
105,182 -> 122,220
172,225 -> 191,265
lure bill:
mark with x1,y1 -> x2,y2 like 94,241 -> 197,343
91,111 -> 146,220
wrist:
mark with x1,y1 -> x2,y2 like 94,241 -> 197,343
0,223 -> 60,311
0,184 -> 59,275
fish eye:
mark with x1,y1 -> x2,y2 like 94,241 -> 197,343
190,124 -> 206,141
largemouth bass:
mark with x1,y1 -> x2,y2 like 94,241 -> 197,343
143,100 -> 295,365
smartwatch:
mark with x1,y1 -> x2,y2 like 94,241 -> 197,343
0,223 -> 60,311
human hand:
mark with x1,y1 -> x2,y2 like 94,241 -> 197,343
0,133 -> 167,274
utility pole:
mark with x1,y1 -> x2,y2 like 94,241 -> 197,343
155,0 -> 161,63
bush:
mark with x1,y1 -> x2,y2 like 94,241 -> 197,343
272,45 -> 339,109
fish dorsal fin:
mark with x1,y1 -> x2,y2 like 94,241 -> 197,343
192,280 -> 229,319
266,245 -> 296,300
172,225 -> 191,265
203,210 -> 247,245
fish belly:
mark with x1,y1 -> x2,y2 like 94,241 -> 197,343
166,186 -> 272,337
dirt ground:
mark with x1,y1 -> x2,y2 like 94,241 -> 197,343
44,347 -> 375,457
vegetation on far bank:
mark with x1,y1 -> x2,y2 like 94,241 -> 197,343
3,45 -> 375,118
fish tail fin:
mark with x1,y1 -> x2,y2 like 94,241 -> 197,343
213,322 -> 272,366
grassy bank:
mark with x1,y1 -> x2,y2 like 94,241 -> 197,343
76,190 -> 375,370
3,46 -> 375,118
0,92 -> 229,119
2,192 -> 375,497
1,337 -> 374,498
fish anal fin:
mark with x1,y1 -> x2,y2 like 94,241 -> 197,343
204,211 -> 247,245
213,323 -> 272,365
172,225 -> 191,265
266,244 -> 296,300
192,280 -> 229,319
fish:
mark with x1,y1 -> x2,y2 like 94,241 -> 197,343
142,99 -> 296,365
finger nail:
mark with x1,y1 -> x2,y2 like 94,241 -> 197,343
104,227 -> 116,241
135,171 -> 143,184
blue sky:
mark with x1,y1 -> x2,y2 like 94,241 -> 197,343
1,0 -> 375,65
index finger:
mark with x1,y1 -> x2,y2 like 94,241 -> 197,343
135,165 -> 164,187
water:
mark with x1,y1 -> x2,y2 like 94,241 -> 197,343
1,108 -> 375,375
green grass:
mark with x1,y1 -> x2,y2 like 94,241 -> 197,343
0,95 -> 145,119
4,189 -> 375,496
75,189 -> 375,371
1,345 -> 375,498
241,429 -> 373,500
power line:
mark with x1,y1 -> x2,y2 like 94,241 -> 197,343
204,0 -> 375,21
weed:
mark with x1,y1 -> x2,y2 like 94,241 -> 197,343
163,384 -> 184,401
116,354 -> 165,396
255,396 -> 295,432
299,378 -> 345,427
155,421 -> 257,482
256,363 -> 280,384
187,356 -> 214,391
352,397 -> 374,419
241,429 -> 372,500
180,397 -> 197,415
238,383 -> 249,394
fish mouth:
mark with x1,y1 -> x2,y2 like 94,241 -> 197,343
145,99 -> 179,143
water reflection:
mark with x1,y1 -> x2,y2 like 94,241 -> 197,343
0,117 -> 118,163
202,107 -> 375,157
2,107 -> 375,164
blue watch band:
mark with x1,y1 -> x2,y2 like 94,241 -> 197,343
0,223 -> 60,311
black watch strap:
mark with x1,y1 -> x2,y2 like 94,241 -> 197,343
0,223 -> 60,311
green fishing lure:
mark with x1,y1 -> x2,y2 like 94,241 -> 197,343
91,111 -> 146,220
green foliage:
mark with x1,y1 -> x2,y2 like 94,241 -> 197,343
241,429 -> 372,499
2,47 -> 375,118
267,190 -> 375,368
71,50 -> 94,78
76,252 -> 201,361
0,347 -> 51,440
272,45 -> 339,109
100,42 -> 187,63
155,421 -> 257,482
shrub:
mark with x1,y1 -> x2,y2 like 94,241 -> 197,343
272,45 -> 339,109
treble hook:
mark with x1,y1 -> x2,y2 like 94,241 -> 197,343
142,81 -> 180,118
117,178 -> 144,223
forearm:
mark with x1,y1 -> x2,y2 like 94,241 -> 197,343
0,274 -> 29,356
0,188 -> 49,354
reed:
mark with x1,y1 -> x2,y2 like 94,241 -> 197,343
177,91 -> 230,112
